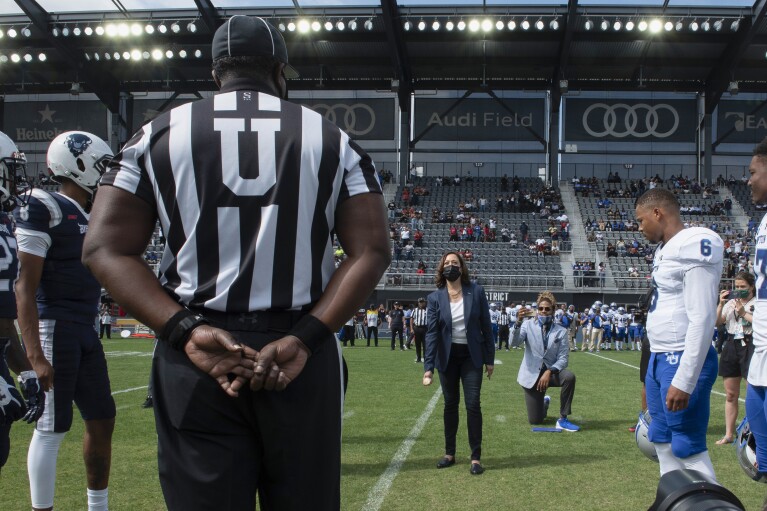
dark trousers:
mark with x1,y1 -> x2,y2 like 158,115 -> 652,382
523,368 -> 576,424
152,316 -> 342,511
498,325 -> 510,349
366,326 -> 378,346
413,326 -> 427,361
438,343 -> 483,461
341,325 -> 355,346
99,322 -> 111,339
391,326 -> 404,350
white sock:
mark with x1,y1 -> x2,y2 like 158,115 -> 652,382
655,443 -> 685,476
28,430 -> 66,509
682,451 -> 717,481
87,487 -> 109,511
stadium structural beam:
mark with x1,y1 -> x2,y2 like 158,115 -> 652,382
704,0 -> 767,116
193,0 -> 223,33
549,0 -> 578,187
381,0 -> 414,185
14,0 -> 122,113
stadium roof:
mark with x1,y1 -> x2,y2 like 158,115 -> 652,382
0,0 -> 764,115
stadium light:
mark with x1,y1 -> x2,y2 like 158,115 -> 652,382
584,19 -> 593,31
348,19 -> 358,31
194,49 -> 202,58
178,49 -> 187,58
664,21 -> 673,31
165,50 -> 173,59
10,53 -> 19,63
7,27 -> 17,38
157,22 -> 167,34
142,51 -> 150,60
152,49 -> 163,60
85,25 -> 93,36
21,26 -> 31,37
364,19 -> 373,31
468,19 -> 480,32
713,19 -> 724,31
130,23 -> 142,36
23,53 -> 31,62
675,20 -> 684,31
311,20 -> 321,32
625,20 -> 635,31
535,18 -> 544,31
122,51 -> 130,60
433,19 -> 441,31
93,52 -> 100,61
507,19 -> 516,31
323,20 -> 332,31
445,20 -> 454,31
118,23 -> 130,37
113,51 -> 120,60
287,21 -> 296,32
613,19 -> 621,31
418,19 -> 426,31
521,18 -> 530,30
170,21 -> 181,33
187,20 -> 197,33
38,53 -> 46,61
0,29 -> 4,38
482,19 -> 494,32
144,23 -> 154,34
297,19 -> 310,33
0,55 -> 7,63
649,19 -> 662,33
731,18 -> 741,31
104,52 -> 111,60
600,19 -> 609,31
638,20 -> 648,31
336,20 -> 345,31
457,19 -> 466,31
130,49 -> 141,61
403,20 -> 412,31
689,19 -> 699,31
105,23 -> 117,37
702,19 -> 711,31
52,26 -> 60,37
550,18 -> 559,30
72,25 -> 82,36
496,20 -> 504,30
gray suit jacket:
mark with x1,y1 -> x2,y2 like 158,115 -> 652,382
424,282 -> 495,374
514,319 -> 569,389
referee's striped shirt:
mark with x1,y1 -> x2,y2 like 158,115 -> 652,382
498,312 -> 510,326
101,81 -> 382,312
412,307 -> 427,327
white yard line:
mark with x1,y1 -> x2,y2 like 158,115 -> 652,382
587,352 -> 744,404
363,388 -> 442,511
111,385 -> 148,396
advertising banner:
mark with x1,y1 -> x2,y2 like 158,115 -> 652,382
716,100 -> 767,144
5,101 -> 108,143
296,98 -> 395,140
565,99 -> 696,143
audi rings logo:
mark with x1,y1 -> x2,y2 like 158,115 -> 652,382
311,103 -> 376,137
582,103 -> 680,138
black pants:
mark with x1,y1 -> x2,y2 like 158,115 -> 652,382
413,326 -> 427,362
366,326 -> 378,346
498,325 -> 510,349
153,314 -> 343,511
99,322 -> 111,339
341,325 -> 355,346
391,326 -> 404,350
438,344 -> 483,461
523,368 -> 576,424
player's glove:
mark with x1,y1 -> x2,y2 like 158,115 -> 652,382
0,374 -> 26,425
18,370 -> 45,423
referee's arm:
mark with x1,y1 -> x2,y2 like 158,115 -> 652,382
83,187 -> 257,397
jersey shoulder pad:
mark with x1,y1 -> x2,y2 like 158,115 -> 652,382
675,228 -> 723,266
15,189 -> 61,230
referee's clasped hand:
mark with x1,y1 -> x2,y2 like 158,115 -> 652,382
184,325 -> 257,398
250,336 -> 310,392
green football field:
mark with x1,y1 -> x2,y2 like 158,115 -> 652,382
4,337 -> 767,510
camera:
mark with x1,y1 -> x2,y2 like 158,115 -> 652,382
728,289 -> 749,300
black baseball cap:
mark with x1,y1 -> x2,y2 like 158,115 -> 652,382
418,297 -> 426,302
212,15 -> 299,78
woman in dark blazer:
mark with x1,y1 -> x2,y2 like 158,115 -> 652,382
422,251 -> 495,475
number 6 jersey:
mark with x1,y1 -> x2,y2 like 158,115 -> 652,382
647,226 -> 723,394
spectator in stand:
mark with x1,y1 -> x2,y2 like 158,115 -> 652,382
464,249 -> 474,262
403,243 -> 414,261
453,175 -> 461,186
449,225 -> 458,242
393,240 -> 402,262
501,175 -> 509,191
414,229 -> 424,247
520,221 -> 529,243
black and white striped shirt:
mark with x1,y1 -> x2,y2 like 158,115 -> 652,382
498,312 -> 510,326
412,307 -> 427,327
101,80 -> 381,312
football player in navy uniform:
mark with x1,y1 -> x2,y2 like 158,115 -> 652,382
636,188 -> 722,480
0,131 -> 44,470
16,131 -> 115,511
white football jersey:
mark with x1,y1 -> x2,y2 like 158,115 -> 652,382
509,307 -> 518,322
554,309 -> 565,325
489,309 -> 500,324
749,213 -> 767,386
615,313 -> 630,329
646,227 -> 723,393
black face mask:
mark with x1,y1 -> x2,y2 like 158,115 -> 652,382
443,266 -> 461,282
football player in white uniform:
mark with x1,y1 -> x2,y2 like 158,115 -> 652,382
636,188 -> 722,479
614,307 -> 630,351
745,137 -> 767,480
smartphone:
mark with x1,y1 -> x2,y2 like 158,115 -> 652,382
729,289 -> 749,299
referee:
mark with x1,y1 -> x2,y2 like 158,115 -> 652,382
412,298 -> 428,363
498,307 -> 510,350
83,15 -> 390,511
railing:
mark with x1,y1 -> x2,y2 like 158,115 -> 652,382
380,273 -> 566,290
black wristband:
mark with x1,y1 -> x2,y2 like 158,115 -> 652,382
288,315 -> 332,355
160,309 -> 208,351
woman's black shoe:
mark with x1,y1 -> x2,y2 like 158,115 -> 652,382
436,456 -> 455,469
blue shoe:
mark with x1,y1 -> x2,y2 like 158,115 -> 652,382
556,418 -> 580,432
543,395 -> 551,418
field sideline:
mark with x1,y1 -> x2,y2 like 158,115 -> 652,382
4,337 -> 767,510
